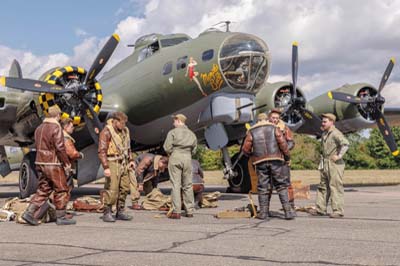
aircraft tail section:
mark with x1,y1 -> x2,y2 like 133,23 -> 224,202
7,59 -> 23,92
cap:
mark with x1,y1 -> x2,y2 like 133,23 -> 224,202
321,113 -> 336,122
257,113 -> 268,121
269,108 -> 282,115
47,105 -> 62,117
172,113 -> 187,123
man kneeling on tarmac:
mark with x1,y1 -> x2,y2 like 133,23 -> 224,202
242,113 -> 295,221
129,153 -> 169,209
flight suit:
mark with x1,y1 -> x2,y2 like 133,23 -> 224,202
98,119 -> 133,220
163,125 -> 197,216
316,126 -> 349,216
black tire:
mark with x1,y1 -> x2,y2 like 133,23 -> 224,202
19,152 -> 38,199
227,153 -> 251,193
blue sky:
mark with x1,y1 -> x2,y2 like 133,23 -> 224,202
1,0 -> 145,55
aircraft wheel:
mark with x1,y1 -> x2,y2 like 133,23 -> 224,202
19,152 -> 38,199
227,153 -> 251,193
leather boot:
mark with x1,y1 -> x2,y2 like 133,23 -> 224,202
56,210 -> 76,225
22,204 -> 40,226
278,189 -> 295,220
256,194 -> 270,221
116,208 -> 133,221
288,186 -> 297,217
102,205 -> 116,222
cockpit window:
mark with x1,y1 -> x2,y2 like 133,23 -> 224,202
137,41 -> 160,63
160,37 -> 189,47
219,35 -> 268,92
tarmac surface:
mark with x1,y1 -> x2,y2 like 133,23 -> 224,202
0,183 -> 400,266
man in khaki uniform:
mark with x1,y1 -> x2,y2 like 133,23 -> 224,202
310,113 -> 349,218
98,112 -> 134,222
163,114 -> 197,219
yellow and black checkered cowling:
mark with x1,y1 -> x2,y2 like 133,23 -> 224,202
39,66 -> 103,126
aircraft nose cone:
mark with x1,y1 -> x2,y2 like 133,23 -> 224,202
219,34 -> 270,93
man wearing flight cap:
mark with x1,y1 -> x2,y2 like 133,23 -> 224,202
163,113 -> 197,219
309,113 -> 349,218
22,105 -> 74,225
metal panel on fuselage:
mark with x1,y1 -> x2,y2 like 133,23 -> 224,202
100,32 -> 230,126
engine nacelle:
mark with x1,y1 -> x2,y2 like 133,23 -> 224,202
255,81 -> 306,127
38,66 -> 103,126
307,83 -> 378,133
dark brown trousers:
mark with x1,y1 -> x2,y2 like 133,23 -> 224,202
30,165 -> 70,210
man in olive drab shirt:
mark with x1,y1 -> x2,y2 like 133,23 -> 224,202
98,112 -> 134,222
309,113 -> 349,218
163,114 -> 197,219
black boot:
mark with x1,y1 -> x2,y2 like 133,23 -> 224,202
22,204 -> 40,226
116,208 -> 133,221
56,210 -> 76,225
290,201 -> 297,217
256,194 -> 270,221
103,205 -> 116,222
278,189 -> 295,220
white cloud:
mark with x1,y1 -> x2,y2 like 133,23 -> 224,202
1,0 -> 399,105
75,28 -> 89,37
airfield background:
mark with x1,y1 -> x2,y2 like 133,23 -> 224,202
194,127 -> 400,170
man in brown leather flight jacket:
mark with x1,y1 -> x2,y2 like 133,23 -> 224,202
22,105 -> 74,226
268,108 -> 296,215
129,153 -> 168,209
98,112 -> 134,222
60,118 -> 83,193
242,113 -> 295,221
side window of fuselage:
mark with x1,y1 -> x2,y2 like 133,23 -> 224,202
202,49 -> 214,61
177,56 -> 188,70
162,61 -> 173,75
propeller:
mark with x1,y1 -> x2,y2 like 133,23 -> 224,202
279,42 -> 322,135
0,33 -> 120,143
327,58 -> 398,156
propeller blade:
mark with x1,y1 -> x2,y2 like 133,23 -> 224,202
375,110 -> 399,156
84,34 -> 120,85
291,42 -> 298,99
299,107 -> 323,136
82,98 -> 103,144
327,91 -> 373,104
378,58 -> 395,95
0,76 -> 68,94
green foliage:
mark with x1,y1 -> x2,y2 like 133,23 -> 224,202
193,145 -> 240,170
343,132 -> 376,169
290,134 -> 320,170
365,127 -> 400,169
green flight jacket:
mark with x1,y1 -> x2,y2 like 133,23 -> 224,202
163,125 -> 197,157
321,126 -> 349,160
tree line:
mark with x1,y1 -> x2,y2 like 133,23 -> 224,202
194,127 -> 400,170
